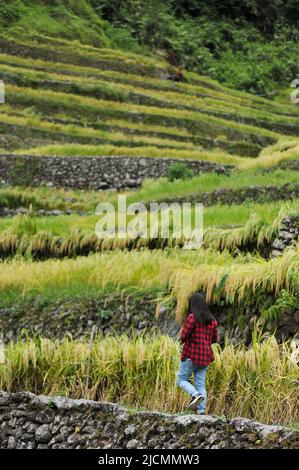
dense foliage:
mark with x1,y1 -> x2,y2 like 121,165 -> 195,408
0,0 -> 298,96
92,0 -> 299,96
95,0 -> 299,36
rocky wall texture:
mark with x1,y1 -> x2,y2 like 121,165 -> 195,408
0,292 -> 170,342
0,392 -> 297,449
0,207 -> 87,218
271,216 -> 299,258
144,183 -> 299,207
0,154 -> 231,190
275,159 -> 299,172
1,185 -> 298,220
0,289 -> 298,344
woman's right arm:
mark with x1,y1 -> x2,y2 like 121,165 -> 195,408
212,320 -> 218,344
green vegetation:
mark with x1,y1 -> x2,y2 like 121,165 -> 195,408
0,0 -> 109,47
0,247 -> 297,324
95,0 -> 299,97
0,170 -> 298,212
0,0 -> 298,428
167,163 -> 194,181
0,12 -> 298,169
0,199 -> 297,242
1,1 -> 298,96
119,169 -> 299,204
261,287 -> 299,323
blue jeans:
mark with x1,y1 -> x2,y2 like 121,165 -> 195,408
177,358 -> 208,413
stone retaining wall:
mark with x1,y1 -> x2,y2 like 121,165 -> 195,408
1,184 -> 298,219
0,154 -> 231,190
0,289 -> 298,344
144,183 -> 299,207
0,392 -> 297,449
271,216 -> 299,257
0,292 -> 170,342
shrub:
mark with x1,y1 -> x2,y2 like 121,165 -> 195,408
167,163 -> 194,181
0,1 -> 22,24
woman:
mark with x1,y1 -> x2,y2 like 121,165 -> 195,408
177,292 -> 218,415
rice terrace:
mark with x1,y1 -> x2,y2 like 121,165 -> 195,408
0,0 -> 298,454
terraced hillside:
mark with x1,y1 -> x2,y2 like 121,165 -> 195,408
0,34 -> 299,160
0,34 -> 298,252
0,25 -> 298,433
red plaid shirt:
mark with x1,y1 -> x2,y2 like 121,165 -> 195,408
180,313 -> 218,367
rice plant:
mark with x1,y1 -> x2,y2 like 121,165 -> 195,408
7,84 -> 282,142
0,333 -> 297,426
0,245 -> 297,319
239,138 -> 299,170
3,61 -> 299,131
172,247 -> 299,323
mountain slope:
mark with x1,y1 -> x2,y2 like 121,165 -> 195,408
0,0 -> 109,47
1,0 -> 298,97
0,34 -> 298,164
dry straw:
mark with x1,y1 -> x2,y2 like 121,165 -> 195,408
0,333 -> 297,426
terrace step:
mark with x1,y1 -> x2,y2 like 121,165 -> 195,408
0,208 -> 297,260
144,183 -> 299,208
0,154 -> 232,190
3,51 -> 297,118
3,70 -> 298,136
7,87 -> 277,147
0,38 -> 297,162
0,121 -> 198,152
0,39 -> 170,79
0,117 -> 263,156
0,287 -> 297,347
0,391 -> 297,449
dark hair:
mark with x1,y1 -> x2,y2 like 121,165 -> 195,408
189,292 -> 214,325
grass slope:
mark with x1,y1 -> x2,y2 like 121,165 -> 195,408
0,33 -> 298,162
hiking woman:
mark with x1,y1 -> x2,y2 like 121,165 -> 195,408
177,292 -> 218,415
